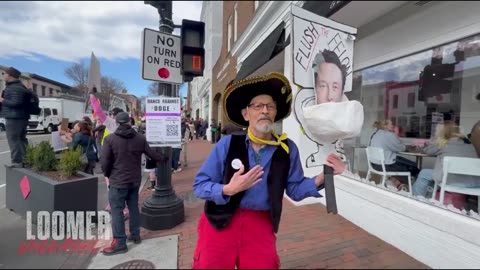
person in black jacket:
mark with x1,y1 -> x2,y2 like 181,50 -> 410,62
100,112 -> 167,256
0,67 -> 30,167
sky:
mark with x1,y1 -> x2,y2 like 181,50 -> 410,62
0,1 -> 203,98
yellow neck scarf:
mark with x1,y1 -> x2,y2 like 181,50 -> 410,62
247,128 -> 289,154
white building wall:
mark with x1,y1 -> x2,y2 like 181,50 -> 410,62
190,79 -> 201,118
206,1 -> 222,141
30,79 -> 62,97
190,1 -> 223,141
229,1 -> 480,268
354,1 -> 480,71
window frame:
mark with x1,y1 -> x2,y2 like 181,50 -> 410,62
392,94 -> 399,109
407,92 -> 416,108
44,108 -> 52,117
234,3 -> 238,42
227,15 -> 233,52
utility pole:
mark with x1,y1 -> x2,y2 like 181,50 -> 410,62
141,0 -> 185,230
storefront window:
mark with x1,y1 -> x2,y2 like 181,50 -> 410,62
345,33 -> 480,219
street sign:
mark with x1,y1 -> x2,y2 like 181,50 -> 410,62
141,28 -> 183,84
145,96 -> 182,147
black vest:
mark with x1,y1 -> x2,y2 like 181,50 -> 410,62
204,134 -> 290,233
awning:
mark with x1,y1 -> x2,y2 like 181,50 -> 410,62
302,1 -> 351,18
234,1 -> 351,82
235,22 -> 288,81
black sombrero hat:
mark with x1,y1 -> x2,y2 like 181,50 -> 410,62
223,72 -> 293,127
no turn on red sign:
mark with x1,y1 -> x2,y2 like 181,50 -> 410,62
141,28 -> 183,84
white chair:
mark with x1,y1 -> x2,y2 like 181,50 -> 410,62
366,147 -> 412,195
434,156 -> 480,212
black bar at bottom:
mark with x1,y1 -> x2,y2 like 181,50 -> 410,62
324,164 -> 338,214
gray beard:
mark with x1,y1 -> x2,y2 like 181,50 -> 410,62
255,122 -> 273,133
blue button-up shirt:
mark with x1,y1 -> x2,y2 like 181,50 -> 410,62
193,135 -> 323,211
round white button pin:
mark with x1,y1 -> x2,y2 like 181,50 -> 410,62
231,159 -> 242,170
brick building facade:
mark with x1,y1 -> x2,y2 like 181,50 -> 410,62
211,1 -> 262,126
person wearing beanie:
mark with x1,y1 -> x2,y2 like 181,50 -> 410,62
100,112 -> 168,256
0,67 -> 31,167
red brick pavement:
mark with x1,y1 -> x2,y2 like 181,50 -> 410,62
138,139 -> 429,269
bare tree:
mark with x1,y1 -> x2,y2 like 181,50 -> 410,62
98,76 -> 126,109
147,82 -> 158,96
65,62 -> 90,112
65,62 -> 131,113
64,62 -> 88,89
101,76 -> 126,94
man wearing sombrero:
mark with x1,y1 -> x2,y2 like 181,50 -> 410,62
192,72 -> 346,269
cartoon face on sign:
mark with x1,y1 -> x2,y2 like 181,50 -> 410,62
292,10 -> 363,169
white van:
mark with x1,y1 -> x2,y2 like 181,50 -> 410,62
28,97 -> 85,133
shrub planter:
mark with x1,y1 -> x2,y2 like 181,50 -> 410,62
5,165 -> 98,223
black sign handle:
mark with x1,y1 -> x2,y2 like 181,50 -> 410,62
324,164 -> 338,214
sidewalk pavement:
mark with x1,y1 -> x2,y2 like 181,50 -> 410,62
137,139 -> 429,269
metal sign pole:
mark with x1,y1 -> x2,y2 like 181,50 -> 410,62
141,0 -> 185,230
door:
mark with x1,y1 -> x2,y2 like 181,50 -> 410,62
53,108 -> 61,125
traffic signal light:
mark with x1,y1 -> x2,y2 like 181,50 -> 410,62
181,19 -> 205,78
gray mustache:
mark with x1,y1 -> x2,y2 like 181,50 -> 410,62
259,117 -> 272,122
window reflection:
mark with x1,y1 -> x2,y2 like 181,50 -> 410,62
346,33 -> 480,218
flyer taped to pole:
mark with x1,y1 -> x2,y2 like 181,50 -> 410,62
291,6 -> 363,214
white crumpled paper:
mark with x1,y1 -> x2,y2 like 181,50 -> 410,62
303,100 -> 364,144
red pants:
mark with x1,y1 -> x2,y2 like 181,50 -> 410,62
192,208 -> 279,269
